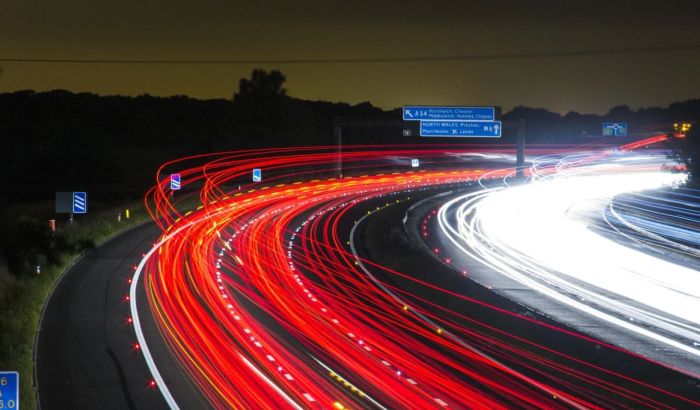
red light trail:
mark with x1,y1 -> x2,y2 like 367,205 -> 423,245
129,144 -> 698,409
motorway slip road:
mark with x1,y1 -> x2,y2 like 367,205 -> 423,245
36,222 -> 206,410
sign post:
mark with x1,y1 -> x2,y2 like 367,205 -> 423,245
252,168 -> 262,182
602,122 -> 628,136
57,191 -> 87,221
0,371 -> 19,409
335,125 -> 342,179
170,174 -> 181,190
402,105 -> 502,138
516,118 -> 526,178
72,192 -> 87,214
419,120 -> 502,137
403,106 -> 495,121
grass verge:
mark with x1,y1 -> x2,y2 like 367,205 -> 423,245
0,201 -> 149,410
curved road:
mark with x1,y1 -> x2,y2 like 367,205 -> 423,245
35,222 -> 207,410
34,144 -> 700,409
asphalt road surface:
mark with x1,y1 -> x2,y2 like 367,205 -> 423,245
35,222 -> 206,410
355,186 -> 700,406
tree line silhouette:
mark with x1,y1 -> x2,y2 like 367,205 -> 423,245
0,68 -> 698,207
0,68 -> 698,276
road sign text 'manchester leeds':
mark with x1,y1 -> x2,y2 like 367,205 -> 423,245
420,120 -> 502,138
402,105 -> 502,138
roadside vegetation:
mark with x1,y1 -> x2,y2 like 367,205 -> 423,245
0,201 -> 148,410
667,123 -> 700,188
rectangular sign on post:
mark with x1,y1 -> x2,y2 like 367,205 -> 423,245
170,173 -> 181,190
420,121 -> 502,137
403,106 -> 495,121
602,122 -> 628,136
252,168 -> 262,182
55,192 -> 73,213
0,371 -> 19,409
72,192 -> 87,214
411,159 -> 420,168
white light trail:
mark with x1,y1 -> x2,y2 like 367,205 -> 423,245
437,160 -> 700,358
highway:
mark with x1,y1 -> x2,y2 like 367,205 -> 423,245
38,143 -> 700,408
433,147 -> 700,377
138,147 -> 545,409
35,222 -> 209,409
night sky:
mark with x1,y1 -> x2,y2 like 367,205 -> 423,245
2,0 -> 700,113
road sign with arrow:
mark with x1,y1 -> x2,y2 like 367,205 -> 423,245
419,120 -> 502,137
402,105 -> 501,138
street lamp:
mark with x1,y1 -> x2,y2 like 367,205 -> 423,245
673,122 -> 692,138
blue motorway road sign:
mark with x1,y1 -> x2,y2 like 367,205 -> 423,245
420,121 -> 502,138
602,122 -> 628,136
0,371 -> 19,409
252,168 -> 262,182
403,106 -> 495,121
72,192 -> 87,214
170,173 -> 181,190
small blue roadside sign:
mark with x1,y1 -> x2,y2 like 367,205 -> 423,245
72,192 -> 87,214
0,371 -> 19,409
602,122 -> 628,136
403,106 -> 495,121
252,168 -> 262,182
411,159 -> 420,168
420,121 -> 502,138
170,173 -> 181,190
